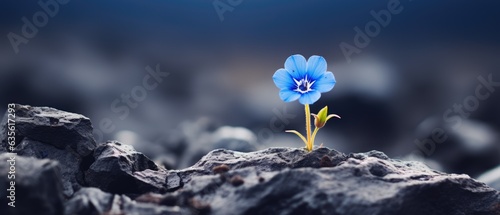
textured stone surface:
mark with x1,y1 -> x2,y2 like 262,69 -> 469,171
14,138 -> 83,197
0,107 -> 11,153
0,104 -> 97,196
171,147 -> 345,185
161,148 -> 500,215
84,141 -> 168,195
0,153 -> 64,215
1,104 -> 96,156
65,187 -> 186,215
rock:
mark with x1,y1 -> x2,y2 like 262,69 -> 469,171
212,164 -> 230,174
0,104 -> 98,197
162,147 -> 500,215
84,141 -> 168,195
0,153 -> 64,215
210,126 -> 258,152
414,118 -> 500,177
135,193 -> 165,204
1,104 -> 96,156
173,147 -> 344,184
479,165 -> 500,191
65,187 -> 186,215
14,138 -> 83,197
172,122 -> 258,168
165,172 -> 184,192
229,175 -> 244,187
0,108 -> 11,153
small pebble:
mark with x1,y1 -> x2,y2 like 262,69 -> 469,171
230,175 -> 244,186
258,177 -> 265,183
189,198 -> 211,214
135,193 -> 163,204
212,164 -> 230,174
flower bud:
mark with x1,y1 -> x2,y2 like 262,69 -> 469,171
312,106 -> 340,128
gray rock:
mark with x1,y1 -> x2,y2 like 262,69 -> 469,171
170,121 -> 258,168
0,104 -> 98,197
478,165 -> 500,191
165,172 -> 184,192
14,138 -> 82,197
151,122 -> 259,170
1,104 -> 96,156
210,126 -> 258,152
84,141 -> 168,195
414,118 -> 500,177
0,153 -> 64,215
163,147 -> 500,215
65,187 -> 186,215
173,147 -> 344,184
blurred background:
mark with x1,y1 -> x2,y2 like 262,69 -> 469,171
1,0 -> 500,180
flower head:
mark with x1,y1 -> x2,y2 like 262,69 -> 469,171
272,54 -> 336,105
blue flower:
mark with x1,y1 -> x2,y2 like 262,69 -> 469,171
273,54 -> 336,105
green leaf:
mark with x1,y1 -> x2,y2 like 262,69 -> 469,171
318,106 -> 328,121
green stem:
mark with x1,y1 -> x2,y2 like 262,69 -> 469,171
305,104 -> 312,151
310,127 -> 319,149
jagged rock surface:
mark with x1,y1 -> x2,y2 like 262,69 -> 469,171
84,141 -> 168,195
0,153 -> 64,215
1,104 -> 97,196
158,148 -> 500,215
169,147 -> 345,186
65,187 -> 186,215
14,138 -> 83,197
1,104 -> 96,156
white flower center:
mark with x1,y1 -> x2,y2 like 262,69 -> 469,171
293,76 -> 315,94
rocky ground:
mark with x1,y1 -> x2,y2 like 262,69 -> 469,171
0,104 -> 499,215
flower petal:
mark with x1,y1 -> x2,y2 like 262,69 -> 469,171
307,55 -> 327,80
299,90 -> 321,105
279,89 -> 301,102
284,54 -> 307,79
273,68 -> 295,90
314,72 -> 336,93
